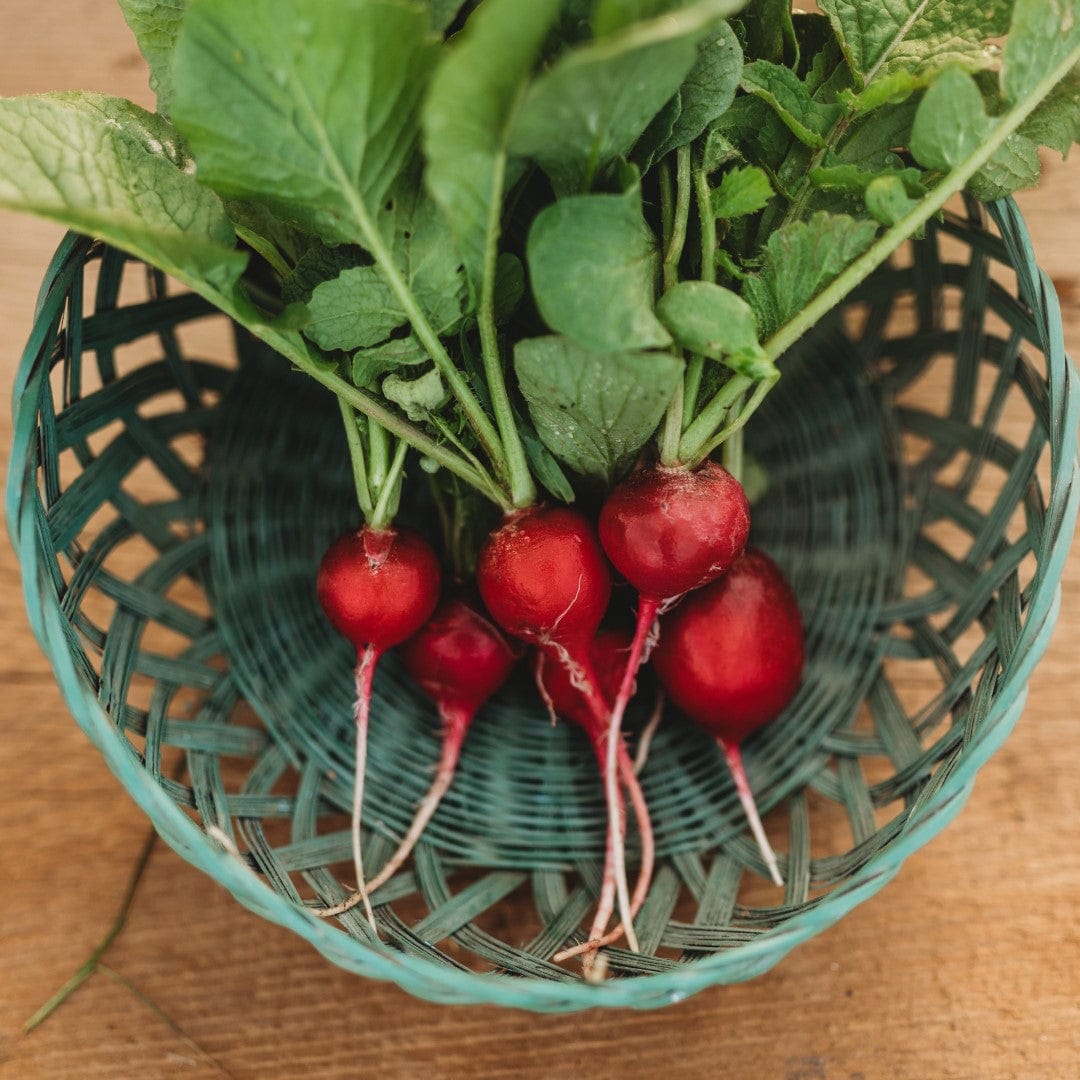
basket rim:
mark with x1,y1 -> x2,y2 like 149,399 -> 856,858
7,199 -> 1080,1011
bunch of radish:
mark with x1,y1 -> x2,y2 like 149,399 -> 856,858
313,451 -> 804,970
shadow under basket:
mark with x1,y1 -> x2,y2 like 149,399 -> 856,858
8,199 -> 1078,1011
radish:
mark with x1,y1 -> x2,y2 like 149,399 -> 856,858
534,630 -> 656,966
476,507 -> 643,956
361,597 -> 518,893
651,547 -> 804,886
594,462 -> 749,908
313,525 -> 441,926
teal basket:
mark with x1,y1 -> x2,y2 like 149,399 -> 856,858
8,199 -> 1078,1011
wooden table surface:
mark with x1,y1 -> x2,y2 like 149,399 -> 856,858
2,6 -> 1078,1078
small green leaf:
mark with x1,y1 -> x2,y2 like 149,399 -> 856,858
969,133 -> 1043,200
515,336 -> 683,482
819,0 -> 1010,84
742,211 -> 879,338
527,191 -> 671,353
306,267 -> 406,350
382,367 -> 449,420
656,281 -> 772,377
0,94 -> 245,292
864,174 -> 920,225
712,94 -> 795,171
172,0 -> 437,243
741,60 -> 842,148
352,337 -> 428,386
118,0 -> 188,117
651,23 -> 744,157
511,0 -> 740,193
282,242 -> 365,305
839,71 -> 927,114
701,128 -> 742,173
910,66 -> 993,171
519,424 -> 578,502
711,165 -> 775,218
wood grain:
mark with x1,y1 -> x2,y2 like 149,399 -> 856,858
1,5 -> 1077,1078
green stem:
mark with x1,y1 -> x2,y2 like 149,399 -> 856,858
678,373 -> 753,462
682,167 -> 714,426
479,147 -> 536,509
337,398 -> 373,521
371,439 -> 410,530
659,379 -> 685,466
659,146 -> 693,465
689,373 -> 778,467
694,166 -> 716,284
683,356 -> 705,424
368,418 -> 389,496
721,400 -> 745,482
659,161 -> 674,254
306,361 -> 509,509
663,145 -> 693,289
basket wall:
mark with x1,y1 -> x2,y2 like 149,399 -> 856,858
7,200 -> 1078,1011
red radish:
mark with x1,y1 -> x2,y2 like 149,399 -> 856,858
362,598 -> 518,892
476,507 -> 641,956
652,548 -> 804,886
535,630 -> 656,966
594,463 -> 749,926
313,525 -> 441,926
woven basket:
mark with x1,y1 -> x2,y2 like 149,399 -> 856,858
8,198 -> 1077,1011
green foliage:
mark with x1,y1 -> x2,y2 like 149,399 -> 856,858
526,191 -> 671,353
515,336 -> 683,482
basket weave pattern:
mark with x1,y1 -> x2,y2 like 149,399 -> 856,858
8,200 -> 1078,1010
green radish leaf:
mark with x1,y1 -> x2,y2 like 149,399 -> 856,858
910,66 -> 993,170
742,211 -> 879,338
510,0 -> 741,193
839,71 -> 927,114
514,336 -> 684,483
969,133 -> 1042,199
1019,67 -> 1080,157
428,0 -> 468,32
712,94 -> 795,171
527,191 -> 671,353
303,189 -> 467,351
593,0 -> 700,36
818,0 -> 1011,84
518,424 -> 578,503
118,0 -> 188,117
171,0 -> 437,244
423,0 -> 562,293
651,23 -> 743,157
864,174 -> 921,225
656,281 -> 773,377
810,162 -> 925,196
1002,0 -> 1080,104
0,93 -> 244,291
382,366 -> 449,420
352,337 -> 428,387
711,165 -> 775,218
738,0 -> 798,66
700,129 -> 742,172
836,100 -> 921,173
741,60 -> 843,148
282,242 -> 365,305
306,267 -> 405,350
